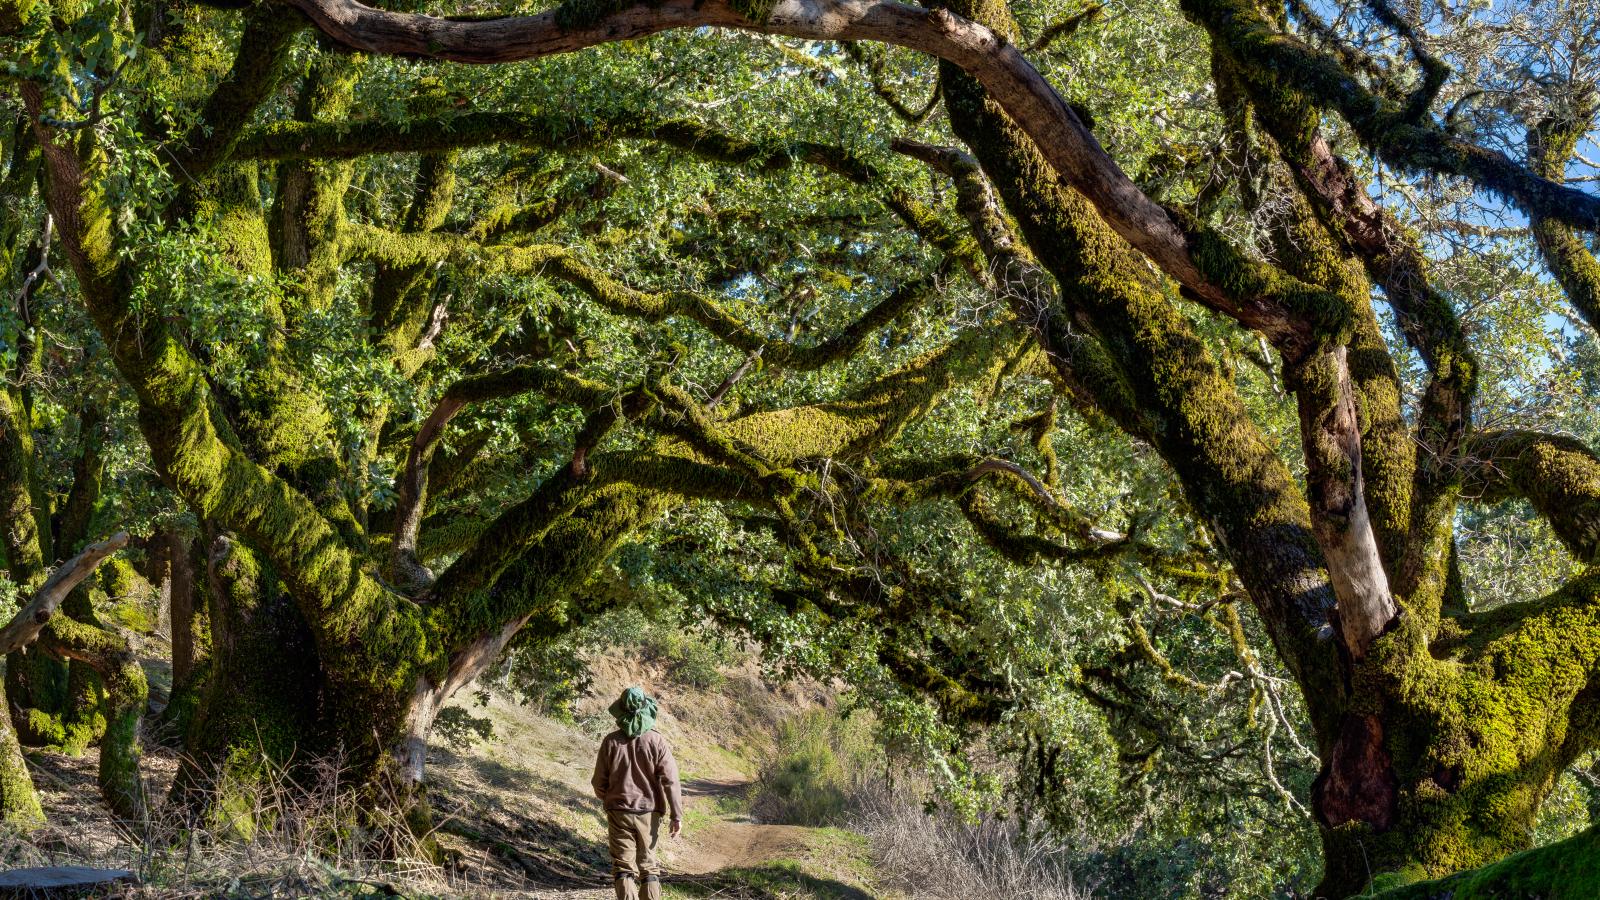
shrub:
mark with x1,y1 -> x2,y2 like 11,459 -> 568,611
751,709 -> 877,827
643,628 -> 728,690
751,706 -> 1085,897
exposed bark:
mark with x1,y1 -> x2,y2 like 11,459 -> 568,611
168,532 -> 199,686
0,533 -> 131,656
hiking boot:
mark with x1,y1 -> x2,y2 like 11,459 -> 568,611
643,873 -> 662,900
614,873 -> 640,900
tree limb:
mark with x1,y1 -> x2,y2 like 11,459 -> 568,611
390,365 -> 616,589
1528,101 -> 1600,334
1181,0 -> 1600,231
1461,430 -> 1600,565
279,0 -> 1355,356
0,531 -> 129,656
345,226 -> 934,371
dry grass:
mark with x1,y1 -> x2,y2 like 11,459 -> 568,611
747,709 -> 1088,898
848,780 -> 1086,900
0,748 -> 468,898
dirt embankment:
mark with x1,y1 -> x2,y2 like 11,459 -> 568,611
429,650 -> 882,898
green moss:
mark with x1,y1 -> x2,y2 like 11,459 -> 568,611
0,0 -> 39,33
1372,825 -> 1600,898
1313,576 -> 1600,891
40,615 -> 148,820
938,41 -> 1344,729
1527,105 -> 1600,328
1180,0 -> 1599,227
1461,431 -> 1600,564
552,0 -> 636,30
1183,216 -> 1353,352
0,683 -> 42,828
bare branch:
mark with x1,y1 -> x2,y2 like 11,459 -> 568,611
0,531 -> 130,656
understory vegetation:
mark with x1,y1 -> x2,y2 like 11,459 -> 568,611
1,0 -> 1600,892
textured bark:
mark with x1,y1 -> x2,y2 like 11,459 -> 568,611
0,533 -> 131,657
0,682 -> 43,827
169,534 -> 325,824
934,52 -> 1346,725
168,532 -> 199,686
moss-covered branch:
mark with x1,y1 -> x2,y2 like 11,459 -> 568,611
433,320 -> 1020,669
1462,430 -> 1600,564
164,9 -> 303,187
889,137 -> 1152,437
239,109 -> 981,276
0,532 -> 129,655
393,367 -> 623,589
936,48 -> 1342,713
37,615 -> 147,822
1528,102 -> 1600,334
1182,0 -> 1600,231
346,226 -> 934,371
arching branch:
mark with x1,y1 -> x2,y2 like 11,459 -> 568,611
241,109 -> 981,276
1181,0 -> 1600,231
1529,102 -> 1600,334
345,226 -> 935,371
390,365 -> 617,588
281,0 -> 1370,358
0,531 -> 129,656
1461,430 -> 1600,565
890,137 -> 1152,437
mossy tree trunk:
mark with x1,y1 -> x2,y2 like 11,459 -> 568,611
0,680 -> 43,827
923,0 -> 1600,892
16,0 -> 1600,888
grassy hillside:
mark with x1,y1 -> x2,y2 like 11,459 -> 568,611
429,646 -> 886,898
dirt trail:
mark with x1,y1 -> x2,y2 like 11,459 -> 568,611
661,778 -> 814,877
512,776 -> 844,899
430,658 -> 876,898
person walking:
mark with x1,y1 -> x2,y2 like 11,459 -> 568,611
592,686 -> 684,900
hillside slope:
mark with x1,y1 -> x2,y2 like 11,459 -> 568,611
428,649 -> 889,899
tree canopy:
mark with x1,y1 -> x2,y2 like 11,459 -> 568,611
3,0 -> 1600,893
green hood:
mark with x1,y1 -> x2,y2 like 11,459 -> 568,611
609,686 -> 658,738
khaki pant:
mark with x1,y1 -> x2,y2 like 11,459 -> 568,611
606,809 -> 662,900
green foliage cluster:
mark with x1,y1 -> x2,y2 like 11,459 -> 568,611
2,0 -> 1600,893
752,709 -> 879,828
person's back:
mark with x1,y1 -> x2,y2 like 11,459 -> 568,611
592,688 -> 682,900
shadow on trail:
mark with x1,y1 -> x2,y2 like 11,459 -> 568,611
439,804 -> 611,890
682,777 -> 747,798
666,865 -> 876,899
